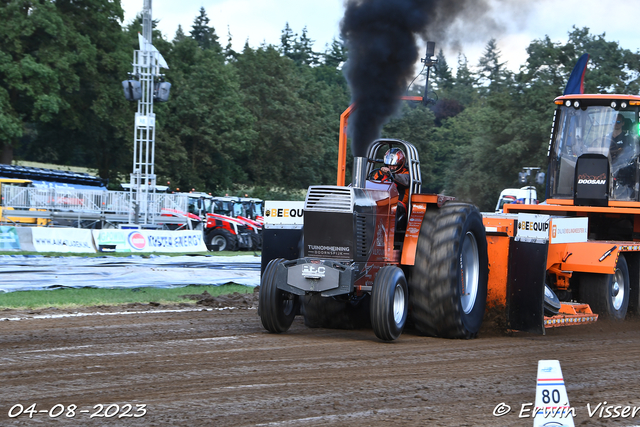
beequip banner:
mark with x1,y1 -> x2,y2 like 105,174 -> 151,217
92,229 -> 207,253
263,201 -> 305,227
31,228 -> 96,253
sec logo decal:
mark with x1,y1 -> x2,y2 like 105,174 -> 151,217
128,232 -> 146,250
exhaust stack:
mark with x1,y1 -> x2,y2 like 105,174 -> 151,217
352,157 -> 368,188
422,41 -> 438,106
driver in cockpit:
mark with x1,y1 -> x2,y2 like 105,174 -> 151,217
372,148 -> 410,231
609,114 -> 638,199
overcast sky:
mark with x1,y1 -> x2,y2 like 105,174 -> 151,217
120,0 -> 640,73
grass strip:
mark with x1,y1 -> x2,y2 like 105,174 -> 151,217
0,284 -> 254,310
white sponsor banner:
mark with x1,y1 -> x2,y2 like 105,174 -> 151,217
264,201 -> 304,226
31,228 -> 96,253
516,214 -> 551,241
92,229 -> 207,253
550,217 -> 588,244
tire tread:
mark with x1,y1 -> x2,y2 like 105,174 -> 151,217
207,228 -> 238,251
259,258 -> 298,333
410,203 -> 488,339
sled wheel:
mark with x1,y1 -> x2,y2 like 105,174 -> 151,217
544,284 -> 561,316
259,258 -> 299,333
371,266 -> 408,341
207,228 -> 237,251
580,254 -> 629,321
410,203 -> 489,338
625,255 -> 640,316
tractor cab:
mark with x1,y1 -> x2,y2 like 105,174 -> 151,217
187,192 -> 214,218
238,197 -> 264,220
548,95 -> 640,205
212,196 -> 242,217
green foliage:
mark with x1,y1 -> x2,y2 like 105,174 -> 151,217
190,7 -> 222,53
2,7 -> 639,212
433,49 -> 454,92
1,0 -> 132,179
232,43 -> 346,189
1,0 -> 72,160
159,36 -> 255,192
477,38 -> 511,93
383,104 -> 441,191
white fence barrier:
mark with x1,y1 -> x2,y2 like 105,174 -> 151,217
1,185 -> 189,216
0,226 -> 208,253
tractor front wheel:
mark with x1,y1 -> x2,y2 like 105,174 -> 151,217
371,266 -> 408,341
259,258 -> 299,333
579,254 -> 629,321
410,203 -> 489,339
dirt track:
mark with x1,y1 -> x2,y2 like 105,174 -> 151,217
1,293 -> 640,426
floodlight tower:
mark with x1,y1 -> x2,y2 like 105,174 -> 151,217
129,0 -> 158,225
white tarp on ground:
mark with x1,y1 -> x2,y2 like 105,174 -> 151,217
0,255 -> 260,293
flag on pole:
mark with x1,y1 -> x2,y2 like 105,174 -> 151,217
563,53 -> 589,95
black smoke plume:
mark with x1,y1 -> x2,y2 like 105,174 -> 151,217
340,0 -> 505,157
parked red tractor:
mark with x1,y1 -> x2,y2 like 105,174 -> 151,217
184,192 -> 253,251
210,196 -> 262,251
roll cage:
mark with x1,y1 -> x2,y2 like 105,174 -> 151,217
365,138 -> 422,213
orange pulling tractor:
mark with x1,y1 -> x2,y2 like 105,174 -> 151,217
260,93 -> 640,340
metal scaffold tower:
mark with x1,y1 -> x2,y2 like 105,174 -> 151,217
127,0 -> 170,226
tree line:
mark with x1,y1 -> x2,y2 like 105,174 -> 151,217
1,1 -> 639,210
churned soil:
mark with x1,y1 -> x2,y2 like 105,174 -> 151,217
1,296 -> 640,426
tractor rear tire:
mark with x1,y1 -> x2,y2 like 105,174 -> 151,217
410,203 -> 489,339
579,254 -> 629,321
259,258 -> 299,333
371,266 -> 408,341
207,228 -> 237,251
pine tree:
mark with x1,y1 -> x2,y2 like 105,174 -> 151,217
477,39 -> 508,92
190,7 -> 222,53
280,23 -> 295,57
224,26 -> 237,62
291,26 -> 318,66
173,25 -> 187,43
323,38 -> 347,69
434,49 -> 454,92
449,54 -> 477,106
